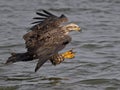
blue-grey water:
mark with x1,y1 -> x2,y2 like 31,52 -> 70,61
0,0 -> 120,90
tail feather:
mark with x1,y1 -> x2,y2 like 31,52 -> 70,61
5,52 -> 35,64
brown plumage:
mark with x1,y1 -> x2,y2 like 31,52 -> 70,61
6,10 -> 81,72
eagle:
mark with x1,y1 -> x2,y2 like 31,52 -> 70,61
6,10 -> 81,72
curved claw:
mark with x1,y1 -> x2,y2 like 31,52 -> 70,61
61,49 -> 76,59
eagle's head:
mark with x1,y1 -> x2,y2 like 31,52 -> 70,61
64,23 -> 81,33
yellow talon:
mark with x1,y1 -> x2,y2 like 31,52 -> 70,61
61,49 -> 76,59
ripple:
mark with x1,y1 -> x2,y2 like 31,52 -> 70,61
6,77 -> 36,81
0,86 -> 18,90
0,0 -> 120,90
80,78 -> 120,86
81,43 -> 102,49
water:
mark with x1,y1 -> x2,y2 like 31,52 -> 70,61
0,0 -> 120,90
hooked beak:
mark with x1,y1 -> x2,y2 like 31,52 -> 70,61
76,27 -> 82,32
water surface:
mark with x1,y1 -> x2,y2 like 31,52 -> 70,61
0,0 -> 120,90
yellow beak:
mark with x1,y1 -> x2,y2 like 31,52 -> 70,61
77,27 -> 81,32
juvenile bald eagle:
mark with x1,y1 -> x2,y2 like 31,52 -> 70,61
6,10 -> 81,72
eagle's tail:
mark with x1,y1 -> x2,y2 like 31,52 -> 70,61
5,52 -> 35,64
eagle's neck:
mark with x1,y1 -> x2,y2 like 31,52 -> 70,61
61,26 -> 70,35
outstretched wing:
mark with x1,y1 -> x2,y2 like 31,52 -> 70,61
23,10 -> 68,53
34,32 -> 71,72
31,10 -> 68,32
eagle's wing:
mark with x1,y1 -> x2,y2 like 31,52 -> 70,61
31,10 -> 68,32
23,10 -> 68,53
35,33 -> 71,72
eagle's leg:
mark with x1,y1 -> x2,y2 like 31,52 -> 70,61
50,49 -> 76,65
5,52 -> 36,64
50,53 -> 64,65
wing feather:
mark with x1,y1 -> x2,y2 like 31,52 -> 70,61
42,10 -> 56,16
24,10 -> 69,52
36,12 -> 50,17
33,17 -> 46,20
31,21 -> 42,24
30,10 -> 68,31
